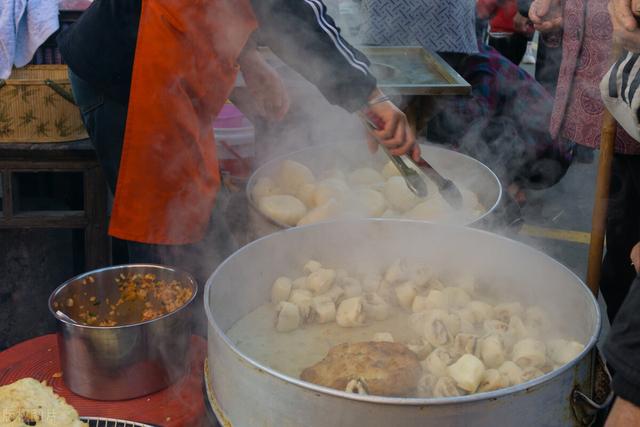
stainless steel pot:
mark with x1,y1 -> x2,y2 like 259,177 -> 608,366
246,143 -> 502,238
49,264 -> 197,400
205,220 -> 601,427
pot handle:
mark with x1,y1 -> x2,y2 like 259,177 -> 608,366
571,349 -> 614,426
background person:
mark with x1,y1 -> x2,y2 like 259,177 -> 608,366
603,242 -> 640,426
530,0 -> 640,322
359,0 -> 572,218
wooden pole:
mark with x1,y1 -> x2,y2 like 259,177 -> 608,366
586,112 -> 616,296
585,46 -> 623,297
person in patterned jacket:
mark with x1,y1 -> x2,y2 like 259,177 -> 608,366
358,0 -> 573,218
531,0 -> 640,324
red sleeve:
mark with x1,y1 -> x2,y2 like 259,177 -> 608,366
477,0 -> 499,19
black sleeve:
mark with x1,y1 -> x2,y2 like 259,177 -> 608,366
249,0 -> 377,113
517,0 -> 533,17
58,0 -> 141,105
603,276 -> 640,407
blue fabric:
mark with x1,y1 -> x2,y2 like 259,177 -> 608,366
358,0 -> 478,54
0,0 -> 59,78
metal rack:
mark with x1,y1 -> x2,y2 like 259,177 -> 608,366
81,417 -> 159,427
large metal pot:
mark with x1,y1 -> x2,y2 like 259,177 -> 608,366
49,264 -> 197,400
205,220 -> 600,427
246,143 -> 502,238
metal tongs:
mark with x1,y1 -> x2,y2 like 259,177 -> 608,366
359,113 -> 463,209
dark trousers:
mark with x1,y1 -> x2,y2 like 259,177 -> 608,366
535,40 -> 561,96
68,71 -> 238,332
600,154 -> 640,323
488,33 -> 529,66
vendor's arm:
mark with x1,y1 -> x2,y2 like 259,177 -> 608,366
606,397 -> 640,426
603,245 -> 640,425
250,0 -> 375,112
236,37 -> 290,121
249,0 -> 417,158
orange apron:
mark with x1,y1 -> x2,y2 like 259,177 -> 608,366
109,0 -> 257,244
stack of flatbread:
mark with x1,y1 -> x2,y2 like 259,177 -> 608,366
0,378 -> 87,427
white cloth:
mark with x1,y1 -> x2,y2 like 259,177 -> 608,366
601,52 -> 640,143
358,0 -> 478,54
0,0 -> 59,79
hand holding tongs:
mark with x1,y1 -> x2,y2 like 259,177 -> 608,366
359,113 -> 463,209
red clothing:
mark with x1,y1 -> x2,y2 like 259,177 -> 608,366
477,0 -> 497,19
477,0 -> 518,34
490,1 -> 518,33
109,0 -> 257,244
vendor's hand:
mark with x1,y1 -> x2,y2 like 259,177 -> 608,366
529,0 -> 563,33
609,0 -> 640,53
362,90 -> 419,161
630,242 -> 640,273
514,12 -> 535,37
605,397 -> 640,426
238,49 -> 290,121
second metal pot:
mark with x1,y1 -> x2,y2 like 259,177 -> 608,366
49,264 -> 197,400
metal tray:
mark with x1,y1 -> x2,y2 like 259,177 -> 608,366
242,46 -> 470,96
80,417 -> 159,427
358,46 -> 471,95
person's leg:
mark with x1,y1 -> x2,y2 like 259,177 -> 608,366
487,35 -> 510,61
600,155 -> 640,323
69,70 -> 157,263
488,34 -> 528,66
509,33 -> 529,65
534,40 -> 562,96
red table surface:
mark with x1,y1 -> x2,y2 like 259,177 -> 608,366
0,334 -> 208,427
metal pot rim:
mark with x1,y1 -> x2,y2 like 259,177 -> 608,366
49,263 -> 198,330
245,142 -> 503,229
205,219 -> 601,406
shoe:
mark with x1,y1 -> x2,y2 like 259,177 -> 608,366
522,42 -> 536,64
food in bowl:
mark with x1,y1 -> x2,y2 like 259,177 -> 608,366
226,259 -> 585,398
52,273 -> 193,326
251,159 -> 484,226
0,378 -> 88,427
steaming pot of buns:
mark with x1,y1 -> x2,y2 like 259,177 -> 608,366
205,219 -> 601,427
246,142 -> 502,238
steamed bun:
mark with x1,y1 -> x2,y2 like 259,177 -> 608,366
402,197 -> 450,221
276,160 -> 315,194
252,177 -> 280,200
296,183 -> 317,207
297,198 -> 341,226
383,176 -> 422,212
381,161 -> 401,179
258,195 -> 307,226
348,168 -> 385,187
350,188 -> 387,217
314,178 -> 350,206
